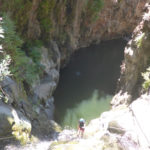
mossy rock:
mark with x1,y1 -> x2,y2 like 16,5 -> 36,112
50,120 -> 62,133
0,103 -> 31,145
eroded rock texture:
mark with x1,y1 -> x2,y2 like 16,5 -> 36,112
0,0 -> 148,140
112,2 -> 150,107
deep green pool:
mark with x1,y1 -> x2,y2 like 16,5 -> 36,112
54,39 -> 127,128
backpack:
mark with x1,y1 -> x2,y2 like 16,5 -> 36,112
79,121 -> 84,128
79,118 -> 85,128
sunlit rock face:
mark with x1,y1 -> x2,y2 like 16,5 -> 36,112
107,94 -> 150,150
0,102 -> 31,143
112,2 -> 150,107
49,94 -> 150,150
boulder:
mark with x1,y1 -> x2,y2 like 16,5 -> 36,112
34,81 -> 56,101
44,97 -> 55,120
1,77 -> 19,104
106,94 -> 150,150
40,47 -> 56,74
57,129 -> 77,142
32,117 -> 61,137
31,46 -> 59,105
1,77 -> 27,105
0,103 -> 31,144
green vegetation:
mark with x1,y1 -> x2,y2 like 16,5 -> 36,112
142,66 -> 150,91
85,0 -> 104,22
2,14 -> 43,86
37,0 -> 56,39
1,0 -> 104,46
0,15 -> 38,144
1,0 -> 32,35
136,33 -> 145,48
7,116 -> 31,145
90,0 -> 104,14
2,14 -> 23,54
12,124 -> 31,145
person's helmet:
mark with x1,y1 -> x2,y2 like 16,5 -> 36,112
79,118 -> 85,123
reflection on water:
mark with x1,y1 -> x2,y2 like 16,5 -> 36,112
62,90 -> 112,128
54,39 -> 127,128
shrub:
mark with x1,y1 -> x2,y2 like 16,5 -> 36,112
2,13 -> 23,54
10,50 -> 39,85
25,40 -> 44,78
37,0 -> 56,39
85,0 -> 104,22
1,0 -> 32,35
28,46 -> 41,64
2,14 -> 42,85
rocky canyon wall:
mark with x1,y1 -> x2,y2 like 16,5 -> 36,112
0,0 -> 148,142
112,1 -> 150,107
50,3 -> 150,150
0,0 -> 146,62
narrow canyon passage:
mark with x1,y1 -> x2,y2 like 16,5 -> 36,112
53,39 -> 127,128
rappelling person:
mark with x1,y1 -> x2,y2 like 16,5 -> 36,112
77,118 -> 85,138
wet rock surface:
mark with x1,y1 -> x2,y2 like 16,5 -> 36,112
49,94 -> 150,150
1,93 -> 150,150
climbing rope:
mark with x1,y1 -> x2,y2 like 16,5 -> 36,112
129,105 -> 150,148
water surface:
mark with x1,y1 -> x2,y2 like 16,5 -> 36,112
54,39 -> 127,128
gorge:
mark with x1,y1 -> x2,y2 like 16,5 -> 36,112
0,0 -> 150,150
